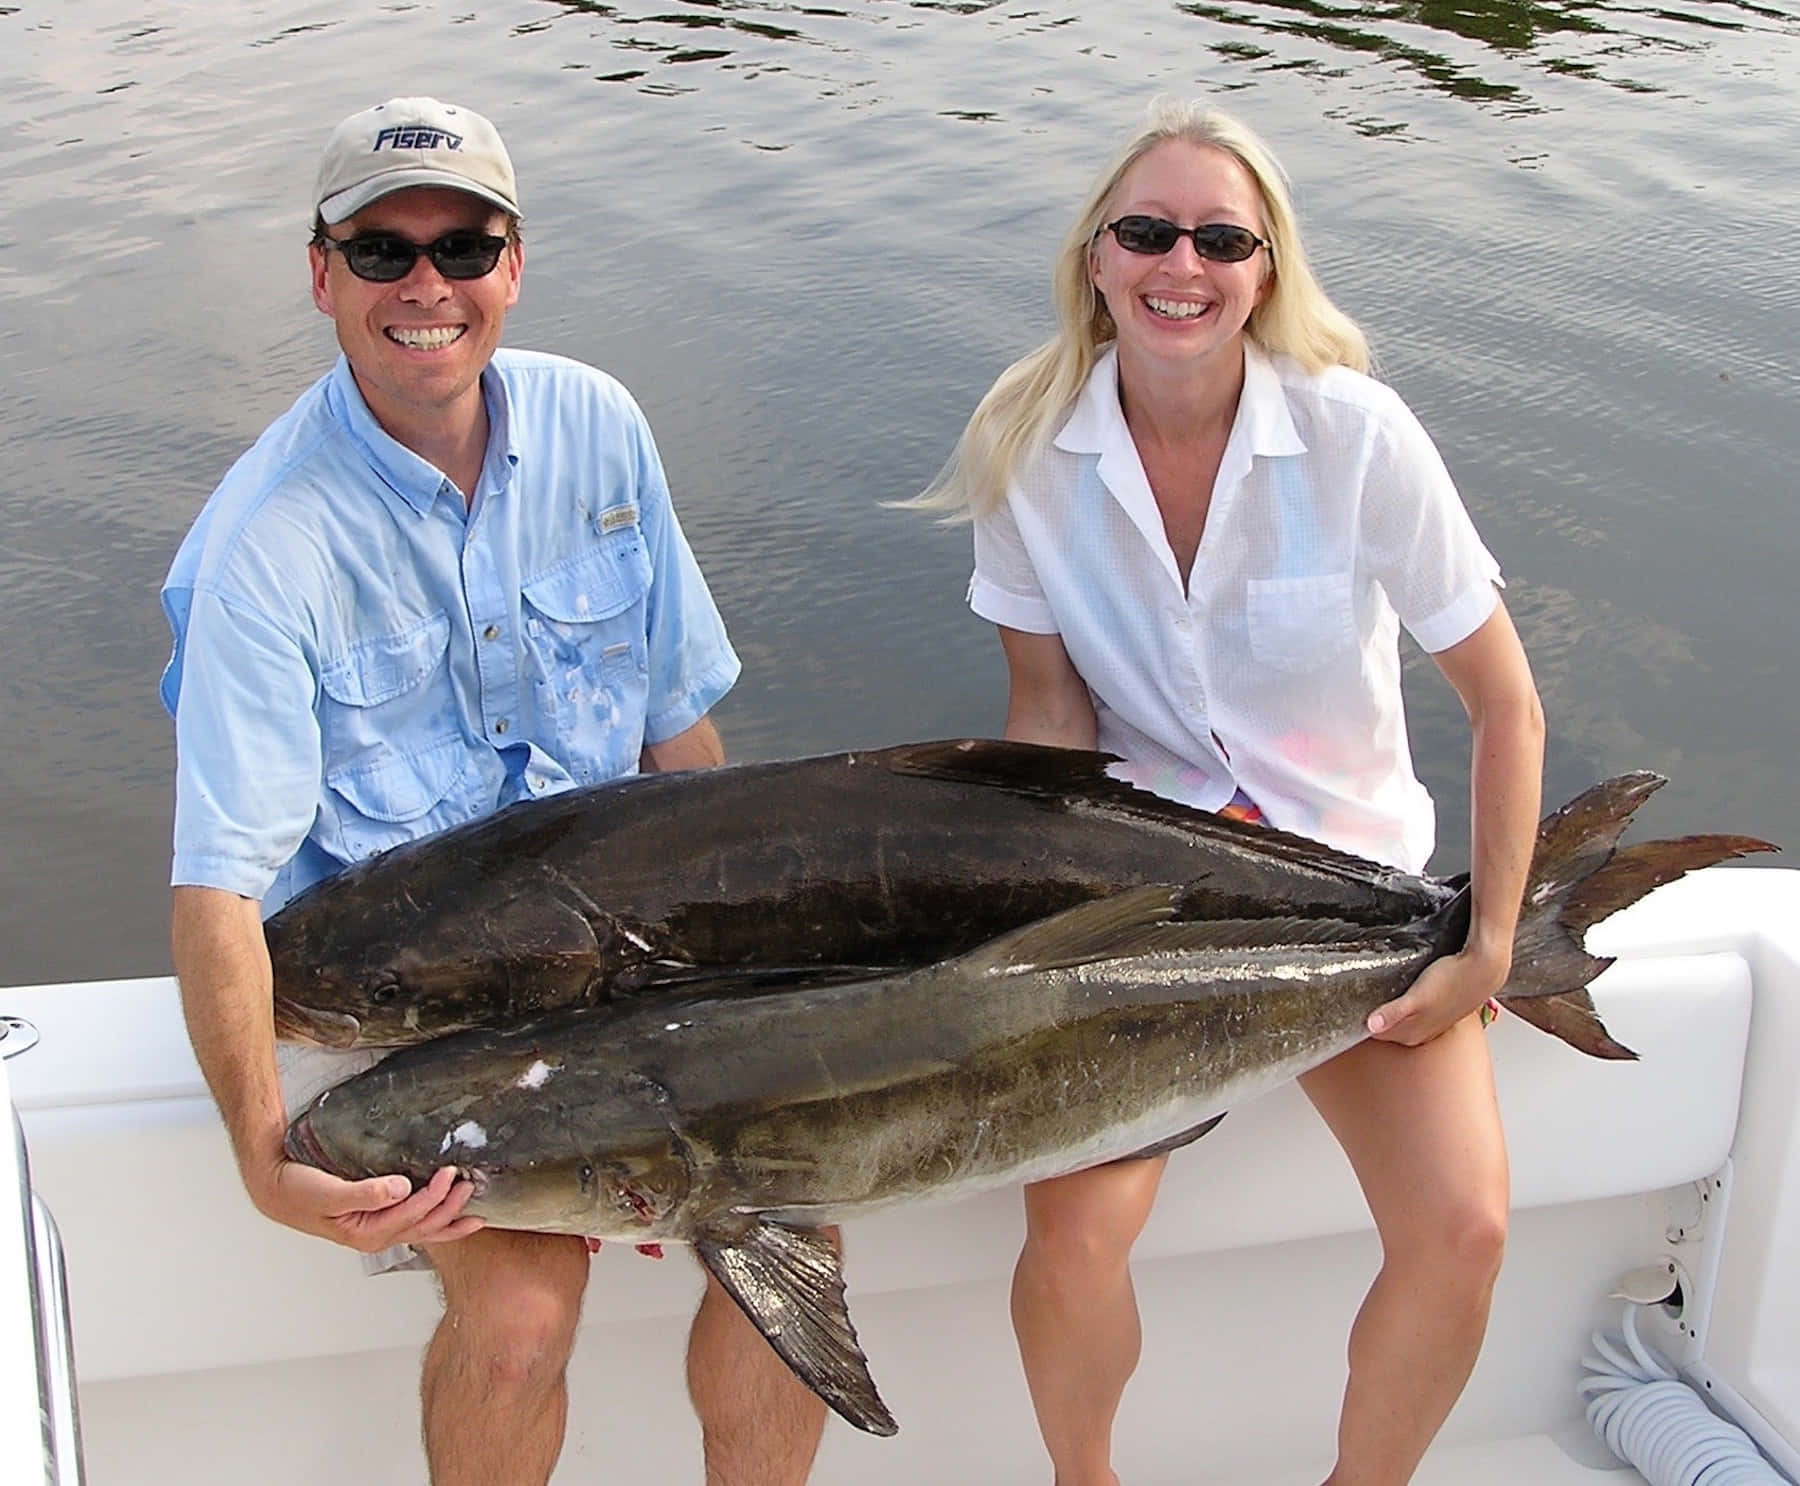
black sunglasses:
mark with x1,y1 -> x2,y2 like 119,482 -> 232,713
320,230 -> 510,283
1101,216 -> 1270,264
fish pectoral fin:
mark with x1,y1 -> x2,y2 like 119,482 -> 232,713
964,885 -> 1184,976
693,1217 -> 897,1437
1117,1111 -> 1228,1162
490,881 -> 605,958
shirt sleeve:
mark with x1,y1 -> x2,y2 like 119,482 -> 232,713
969,492 -> 1059,635
168,587 -> 324,899
1359,398 -> 1502,654
627,407 -> 742,743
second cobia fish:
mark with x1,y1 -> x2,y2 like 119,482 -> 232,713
285,778 -> 1771,1435
265,738 -> 1458,1047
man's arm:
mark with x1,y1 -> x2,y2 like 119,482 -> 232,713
170,885 -> 484,1251
641,714 -> 726,773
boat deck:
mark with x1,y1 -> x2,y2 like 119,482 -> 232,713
13,866 -> 1800,1485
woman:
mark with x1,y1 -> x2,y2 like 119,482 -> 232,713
921,102 -> 1545,1486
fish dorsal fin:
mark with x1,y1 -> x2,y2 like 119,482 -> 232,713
967,890 -> 1393,977
693,1218 -> 896,1437
872,739 -> 1404,882
873,738 -> 1128,795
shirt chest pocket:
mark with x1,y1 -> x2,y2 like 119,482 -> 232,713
1244,572 -> 1357,675
318,612 -> 470,835
520,534 -> 653,781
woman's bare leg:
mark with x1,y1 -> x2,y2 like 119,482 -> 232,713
1012,1156 -> 1168,1486
1299,1015 -> 1510,1486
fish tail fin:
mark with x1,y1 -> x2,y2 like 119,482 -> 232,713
1495,773 -> 1777,1061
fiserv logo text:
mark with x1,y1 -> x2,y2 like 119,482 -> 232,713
373,126 -> 464,152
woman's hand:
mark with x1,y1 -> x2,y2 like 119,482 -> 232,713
1366,938 -> 1510,1046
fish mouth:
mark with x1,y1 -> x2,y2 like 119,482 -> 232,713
284,1111 -> 341,1175
273,998 -> 364,1049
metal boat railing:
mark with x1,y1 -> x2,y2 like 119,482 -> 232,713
3,1015 -> 86,1486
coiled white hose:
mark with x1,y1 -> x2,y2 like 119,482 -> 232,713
1580,1302 -> 1788,1484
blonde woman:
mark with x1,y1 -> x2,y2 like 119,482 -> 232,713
924,102 -> 1545,1485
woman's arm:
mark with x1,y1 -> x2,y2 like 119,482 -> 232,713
997,626 -> 1099,750
1367,600 -> 1546,1045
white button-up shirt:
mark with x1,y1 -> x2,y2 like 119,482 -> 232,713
969,343 -> 1500,872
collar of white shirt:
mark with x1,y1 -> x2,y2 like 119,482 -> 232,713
1051,342 -> 1309,589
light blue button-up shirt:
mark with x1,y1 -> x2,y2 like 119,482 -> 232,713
161,349 -> 740,913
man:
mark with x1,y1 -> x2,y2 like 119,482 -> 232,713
160,97 -> 827,1485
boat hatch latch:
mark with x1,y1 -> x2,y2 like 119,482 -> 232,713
0,1015 -> 40,1060
1613,1259 -> 1685,1311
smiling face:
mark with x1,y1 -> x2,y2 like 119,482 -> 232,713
1088,140 -> 1272,375
309,185 -> 522,438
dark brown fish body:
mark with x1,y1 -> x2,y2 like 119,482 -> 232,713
285,771 -> 1774,1435
266,740 -> 1457,1047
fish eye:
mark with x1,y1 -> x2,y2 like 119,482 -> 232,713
578,1163 -> 595,1187
370,977 -> 401,1005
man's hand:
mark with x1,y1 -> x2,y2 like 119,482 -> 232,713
248,1155 -> 484,1253
1366,944 -> 1508,1048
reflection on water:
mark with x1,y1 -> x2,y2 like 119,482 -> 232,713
1182,0 -> 1795,119
515,0 -> 1800,128
3,0 -> 1800,983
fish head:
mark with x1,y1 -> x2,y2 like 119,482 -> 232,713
266,859 -> 607,1046
283,1042 -> 694,1239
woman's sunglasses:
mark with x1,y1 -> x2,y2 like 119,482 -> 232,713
319,230 -> 510,284
1101,216 -> 1270,264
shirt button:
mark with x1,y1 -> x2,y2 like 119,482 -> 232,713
495,718 -> 510,735
483,624 -> 500,641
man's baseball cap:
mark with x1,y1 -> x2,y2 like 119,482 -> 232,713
314,97 -> 520,225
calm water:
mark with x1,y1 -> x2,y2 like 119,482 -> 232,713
3,0 -> 1798,985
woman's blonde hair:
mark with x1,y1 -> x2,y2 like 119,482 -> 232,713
914,100 -> 1369,519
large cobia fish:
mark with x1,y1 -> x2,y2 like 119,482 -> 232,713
286,777 -> 1772,1435
272,738 -> 1585,1048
